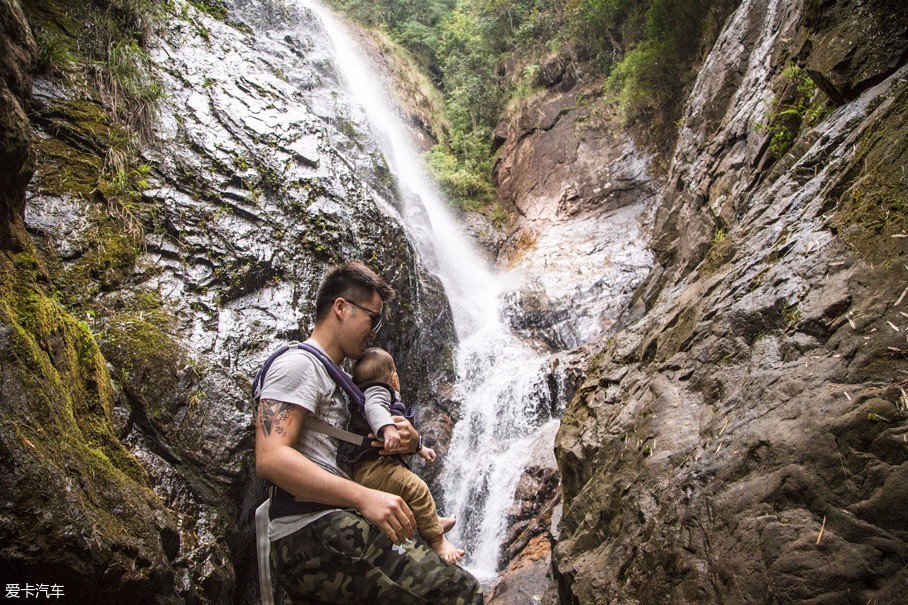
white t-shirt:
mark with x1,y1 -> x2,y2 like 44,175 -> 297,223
258,339 -> 351,540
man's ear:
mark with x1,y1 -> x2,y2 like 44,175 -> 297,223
332,297 -> 346,321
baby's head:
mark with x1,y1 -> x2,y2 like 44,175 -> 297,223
352,347 -> 398,389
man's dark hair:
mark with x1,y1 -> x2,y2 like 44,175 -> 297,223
314,261 -> 395,323
352,348 -> 396,386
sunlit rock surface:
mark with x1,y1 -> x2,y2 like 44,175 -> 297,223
494,89 -> 656,351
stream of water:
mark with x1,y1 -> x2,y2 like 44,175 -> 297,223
296,0 -> 561,583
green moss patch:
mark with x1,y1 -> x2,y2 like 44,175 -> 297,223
831,83 -> 908,262
0,254 -> 147,484
98,297 -> 185,423
0,255 -> 178,596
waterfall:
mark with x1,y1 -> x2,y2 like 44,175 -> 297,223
295,1 -> 559,583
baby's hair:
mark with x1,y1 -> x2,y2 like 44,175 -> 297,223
352,348 -> 396,386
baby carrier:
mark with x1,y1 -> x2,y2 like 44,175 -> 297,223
251,342 -> 414,518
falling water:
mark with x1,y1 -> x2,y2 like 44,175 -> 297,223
296,1 -> 560,583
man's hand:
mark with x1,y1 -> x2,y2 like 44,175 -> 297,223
370,415 -> 418,455
381,424 -> 401,451
418,446 -> 437,463
356,489 -> 416,545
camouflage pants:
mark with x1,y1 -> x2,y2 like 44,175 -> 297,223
271,510 -> 483,605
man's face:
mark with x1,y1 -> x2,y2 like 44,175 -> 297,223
339,290 -> 383,360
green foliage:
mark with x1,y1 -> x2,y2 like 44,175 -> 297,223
34,27 -> 76,75
396,19 -> 441,67
188,0 -> 229,21
426,142 -> 496,211
437,6 -> 501,131
486,202 -> 507,227
702,228 -> 734,275
96,0 -> 161,41
24,0 -> 165,147
564,0 -> 643,64
509,63 -> 542,103
327,0 -> 453,71
754,64 -> 831,157
602,0 -> 739,151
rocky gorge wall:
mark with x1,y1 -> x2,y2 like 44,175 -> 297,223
482,26 -> 663,605
547,0 -> 908,602
2,0 -> 457,602
4,0 -> 907,602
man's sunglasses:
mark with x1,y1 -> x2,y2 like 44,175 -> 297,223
341,298 -> 383,332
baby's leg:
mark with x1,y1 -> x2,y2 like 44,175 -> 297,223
352,458 -> 465,563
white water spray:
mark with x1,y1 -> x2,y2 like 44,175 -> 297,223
297,1 -> 560,583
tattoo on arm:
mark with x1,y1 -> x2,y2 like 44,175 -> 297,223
259,399 -> 294,437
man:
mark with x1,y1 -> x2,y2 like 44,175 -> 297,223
255,261 -> 483,604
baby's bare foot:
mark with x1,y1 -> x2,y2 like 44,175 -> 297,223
429,536 -> 465,564
439,515 -> 456,534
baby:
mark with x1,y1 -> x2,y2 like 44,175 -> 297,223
350,347 -> 464,563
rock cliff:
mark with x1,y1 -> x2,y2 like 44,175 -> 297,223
493,81 -> 656,352
550,0 -> 908,602
3,0 -> 456,601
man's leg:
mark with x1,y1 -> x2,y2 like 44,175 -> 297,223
271,510 -> 483,605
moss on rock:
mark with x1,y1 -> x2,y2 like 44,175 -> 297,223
832,80 -> 908,262
0,249 -> 179,601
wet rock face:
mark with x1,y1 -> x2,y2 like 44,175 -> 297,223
493,425 -> 561,605
0,0 -> 36,250
800,0 -> 908,104
500,422 -> 561,567
493,84 -> 656,351
18,0 -> 456,602
553,0 -> 908,603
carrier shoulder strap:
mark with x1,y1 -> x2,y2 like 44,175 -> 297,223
252,342 -> 365,409
251,342 -> 369,445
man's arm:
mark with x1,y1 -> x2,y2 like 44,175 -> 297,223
255,399 -> 416,544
